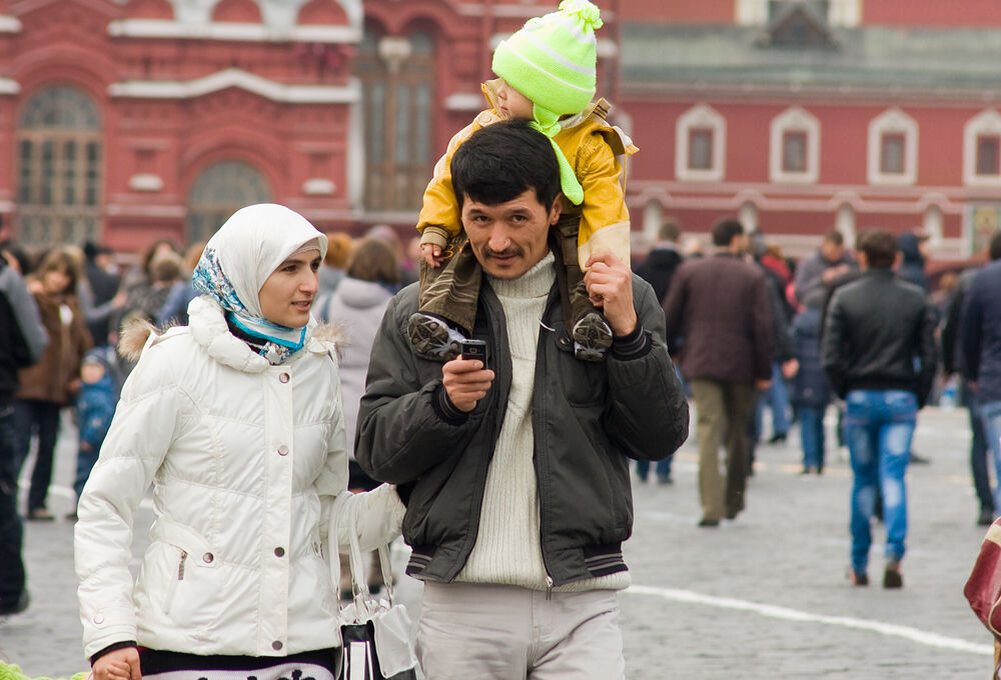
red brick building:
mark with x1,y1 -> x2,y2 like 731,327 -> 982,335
621,0 -> 1001,258
2,0 -> 999,260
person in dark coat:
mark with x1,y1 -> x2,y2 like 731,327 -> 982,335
663,218 -> 774,526
791,289 -> 831,474
896,231 -> 929,292
961,231 -> 1001,530
942,234 -> 1001,526
0,254 -> 48,615
634,218 -> 684,484
821,230 -> 937,589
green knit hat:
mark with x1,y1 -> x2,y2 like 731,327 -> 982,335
492,0 -> 604,205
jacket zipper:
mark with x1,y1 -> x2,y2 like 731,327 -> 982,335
164,549 -> 187,615
545,575 -> 553,601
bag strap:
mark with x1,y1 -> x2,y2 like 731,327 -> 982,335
344,498 -> 396,605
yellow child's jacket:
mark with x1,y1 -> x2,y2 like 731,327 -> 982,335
417,79 -> 638,269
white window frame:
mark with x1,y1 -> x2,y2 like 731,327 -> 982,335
736,0 -> 860,27
965,110 -> 1001,187
769,106 -> 819,184
675,104 -> 725,183
867,108 -> 918,186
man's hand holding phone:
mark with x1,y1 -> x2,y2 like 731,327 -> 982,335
442,339 -> 494,412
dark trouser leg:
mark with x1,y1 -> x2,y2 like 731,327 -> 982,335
27,402 -> 61,513
968,388 -> 994,514
724,382 -> 757,519
0,403 -> 25,605
418,234 -> 481,335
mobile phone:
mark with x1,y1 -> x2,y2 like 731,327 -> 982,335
461,339 -> 487,363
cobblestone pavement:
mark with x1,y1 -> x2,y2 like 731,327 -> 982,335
1,406 -> 994,679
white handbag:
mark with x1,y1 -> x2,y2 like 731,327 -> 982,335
337,502 -> 418,680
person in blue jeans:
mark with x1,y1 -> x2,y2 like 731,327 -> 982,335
821,230 -> 936,589
961,231 -> 1001,524
790,289 -> 830,474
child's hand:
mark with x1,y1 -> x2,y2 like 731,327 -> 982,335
421,243 -> 444,268
81,442 -> 92,452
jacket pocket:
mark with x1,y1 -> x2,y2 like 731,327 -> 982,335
162,548 -> 188,616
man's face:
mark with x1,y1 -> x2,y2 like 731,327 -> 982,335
820,240 -> 844,263
462,189 -> 561,280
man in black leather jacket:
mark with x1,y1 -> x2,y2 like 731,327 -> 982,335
820,230 -> 937,590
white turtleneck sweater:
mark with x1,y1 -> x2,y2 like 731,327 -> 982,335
455,251 -> 629,592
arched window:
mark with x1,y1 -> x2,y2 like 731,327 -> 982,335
963,110 -> 1001,187
867,108 -> 918,186
186,161 -> 272,243
769,106 -> 820,184
354,26 -> 435,213
675,104 -> 726,182
16,86 -> 103,245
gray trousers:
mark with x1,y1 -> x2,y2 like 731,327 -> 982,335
417,582 -> 625,680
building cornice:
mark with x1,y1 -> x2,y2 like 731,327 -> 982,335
107,19 -> 360,44
108,69 -> 359,104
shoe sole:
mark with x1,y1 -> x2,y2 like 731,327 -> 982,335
572,313 -> 612,361
408,313 -> 462,361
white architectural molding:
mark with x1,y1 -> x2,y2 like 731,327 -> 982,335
0,15 -> 22,33
769,106 -> 820,184
739,201 -> 759,232
128,174 -> 164,192
303,178 -> 335,195
445,93 -> 484,112
867,107 -> 918,187
347,79 -> 364,209
0,78 -> 19,95
107,19 -> 360,44
108,68 -> 360,104
737,0 -> 860,26
829,0 -> 861,27
963,109 -> 1001,187
675,104 -> 726,183
641,200 -> 664,241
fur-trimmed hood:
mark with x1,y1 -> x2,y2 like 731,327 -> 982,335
118,297 -> 346,365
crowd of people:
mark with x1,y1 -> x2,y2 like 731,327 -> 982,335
637,212 -> 998,590
0,0 -> 996,677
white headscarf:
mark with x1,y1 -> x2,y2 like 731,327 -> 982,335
192,203 -> 328,362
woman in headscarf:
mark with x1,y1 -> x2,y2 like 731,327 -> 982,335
74,204 -> 405,680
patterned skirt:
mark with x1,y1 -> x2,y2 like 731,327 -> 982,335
138,648 -> 340,680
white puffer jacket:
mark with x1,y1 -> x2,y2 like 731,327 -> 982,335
74,296 -> 405,660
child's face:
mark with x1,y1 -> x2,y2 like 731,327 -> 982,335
81,362 -> 105,385
495,79 -> 534,120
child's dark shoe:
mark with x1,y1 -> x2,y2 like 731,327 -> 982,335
408,312 -> 465,361
572,312 -> 612,361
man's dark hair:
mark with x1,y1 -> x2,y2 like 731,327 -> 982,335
711,218 -> 744,247
989,231 -> 1001,261
450,119 -> 561,212
858,229 -> 897,269
659,219 -> 681,243
823,229 -> 844,246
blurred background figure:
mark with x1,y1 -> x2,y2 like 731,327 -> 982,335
317,237 -> 400,594
635,217 -> 685,485
791,289 -> 832,474
67,349 -> 116,521
319,231 -> 354,296
0,239 -> 47,616
13,247 -> 92,521
794,230 -> 856,305
156,241 -> 207,327
79,241 -> 124,348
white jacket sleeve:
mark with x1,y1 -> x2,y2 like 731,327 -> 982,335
74,344 -> 185,660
